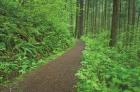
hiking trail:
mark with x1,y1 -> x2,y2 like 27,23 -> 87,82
2,40 -> 84,92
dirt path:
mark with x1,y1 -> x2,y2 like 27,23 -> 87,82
7,40 -> 84,92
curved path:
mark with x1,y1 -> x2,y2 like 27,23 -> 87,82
10,40 -> 84,92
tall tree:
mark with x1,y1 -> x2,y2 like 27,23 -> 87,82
109,0 -> 120,47
75,0 -> 80,38
75,0 -> 84,38
128,0 -> 136,26
78,0 -> 84,38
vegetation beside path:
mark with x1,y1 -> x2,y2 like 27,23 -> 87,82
76,32 -> 140,92
0,0 -> 76,85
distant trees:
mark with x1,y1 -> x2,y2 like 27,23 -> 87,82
78,0 -> 139,48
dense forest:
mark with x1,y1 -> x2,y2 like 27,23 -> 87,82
0,0 -> 140,92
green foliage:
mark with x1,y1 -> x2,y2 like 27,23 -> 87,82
76,32 -> 140,92
0,0 -> 76,84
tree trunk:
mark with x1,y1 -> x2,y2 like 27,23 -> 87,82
75,0 -> 80,38
78,0 -> 84,38
75,0 -> 84,38
109,0 -> 120,47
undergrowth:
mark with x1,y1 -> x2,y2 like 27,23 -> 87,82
0,0 -> 75,84
76,32 -> 140,92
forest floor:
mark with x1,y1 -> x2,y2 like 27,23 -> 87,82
1,40 -> 84,92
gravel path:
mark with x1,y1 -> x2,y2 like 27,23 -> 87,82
9,40 -> 84,92
2,41 -> 84,92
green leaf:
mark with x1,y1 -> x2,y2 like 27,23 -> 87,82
0,42 -> 6,50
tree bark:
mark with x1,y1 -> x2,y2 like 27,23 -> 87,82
78,0 -> 84,38
109,0 -> 120,47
